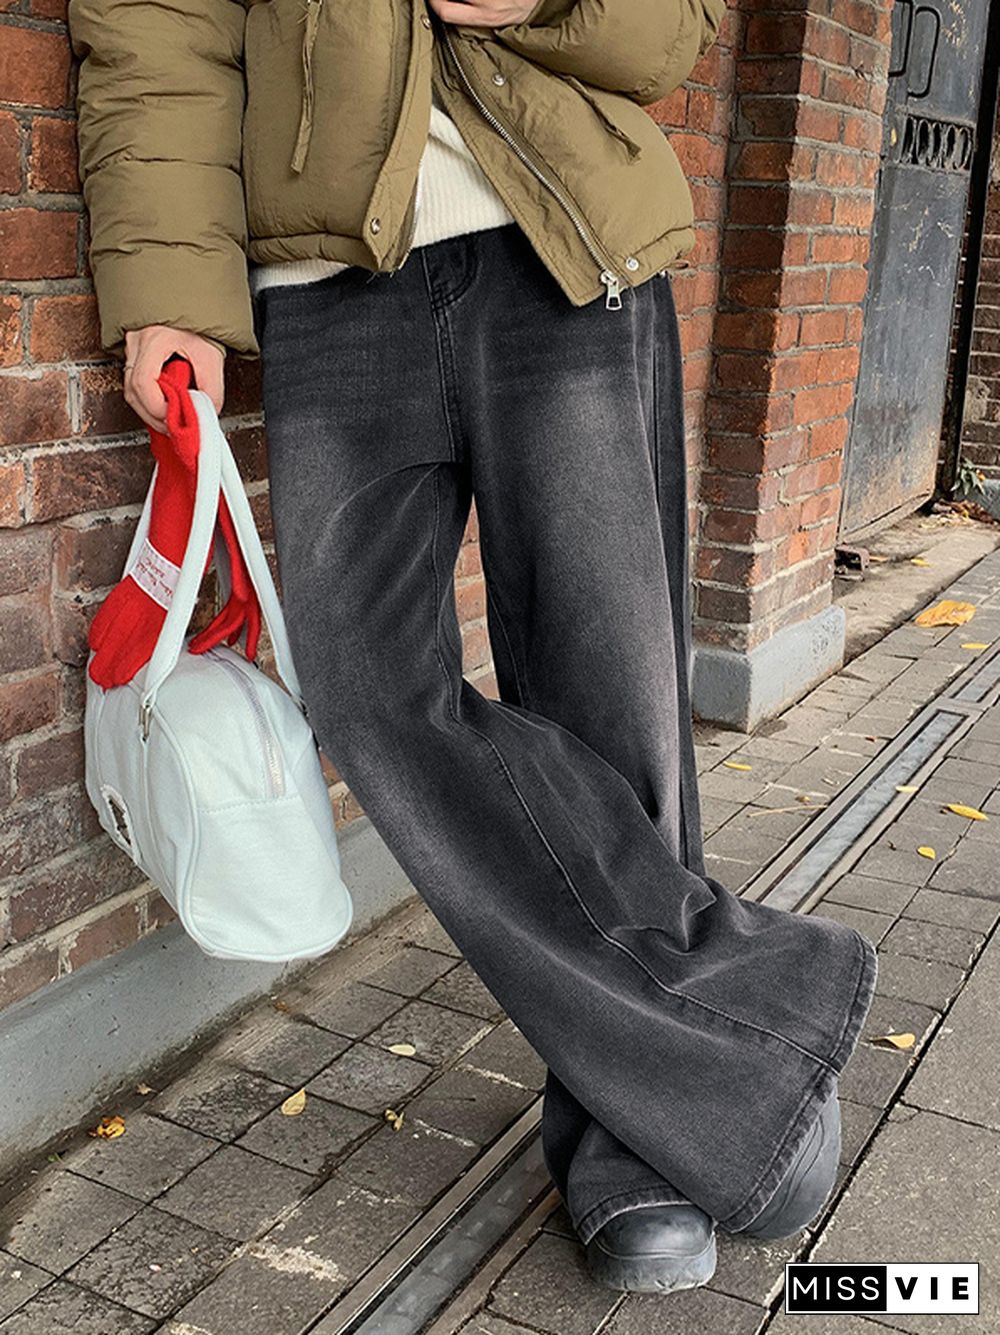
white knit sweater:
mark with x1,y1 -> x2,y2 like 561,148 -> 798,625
250,86 -> 515,296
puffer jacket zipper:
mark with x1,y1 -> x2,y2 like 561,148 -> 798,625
290,0 -> 323,174
441,28 -> 625,310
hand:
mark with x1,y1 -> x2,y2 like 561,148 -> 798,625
123,326 -> 225,434
427,0 -> 538,27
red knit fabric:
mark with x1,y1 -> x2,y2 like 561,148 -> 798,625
87,357 -> 261,687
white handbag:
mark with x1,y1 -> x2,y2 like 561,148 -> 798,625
83,388 -> 354,962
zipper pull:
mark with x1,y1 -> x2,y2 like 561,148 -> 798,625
601,270 -> 623,311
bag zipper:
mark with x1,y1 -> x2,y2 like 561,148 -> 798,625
205,648 -> 286,798
441,28 -> 625,310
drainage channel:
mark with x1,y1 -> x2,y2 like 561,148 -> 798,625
303,636 -> 1000,1335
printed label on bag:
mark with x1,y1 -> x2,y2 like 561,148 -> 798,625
128,536 -> 181,610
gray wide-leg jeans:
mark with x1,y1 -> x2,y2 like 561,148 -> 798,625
254,221 -> 877,1240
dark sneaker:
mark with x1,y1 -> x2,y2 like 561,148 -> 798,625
740,1085 -> 842,1240
584,1202 -> 717,1294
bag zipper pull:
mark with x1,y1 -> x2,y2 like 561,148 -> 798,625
601,270 -> 623,310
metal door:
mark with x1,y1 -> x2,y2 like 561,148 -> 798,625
838,0 -> 992,542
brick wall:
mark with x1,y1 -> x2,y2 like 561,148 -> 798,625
694,0 -> 892,657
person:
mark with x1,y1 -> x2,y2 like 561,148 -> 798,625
67,0 -> 877,1297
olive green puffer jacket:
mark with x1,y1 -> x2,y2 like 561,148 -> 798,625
67,0 -> 726,361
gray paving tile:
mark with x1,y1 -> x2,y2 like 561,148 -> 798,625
487,1232 -> 619,1334
221,1015 -> 351,1087
703,826 -> 787,869
604,1285 -> 765,1333
364,945 -> 459,998
837,1041 -> 912,1110
0,1280 -> 155,1334
927,843 -> 1000,899
839,1099 -> 883,1166
767,1316 -> 901,1335
704,856 -> 752,893
700,797 -> 744,836
458,1021 -> 547,1090
0,1171 -> 140,1273
916,757 -> 998,807
295,979 -> 407,1039
147,1065 -> 289,1141
423,960 -> 506,1019
874,952 -> 966,1009
812,902 -> 895,947
404,1068 -> 535,1144
335,1121 -> 478,1207
407,910 -> 464,957
63,1206 -> 232,1319
162,1248 -> 340,1335
813,1109 -> 1000,1333
0,1251 -> 51,1323
156,1144 -> 313,1241
365,998 -> 493,1066
263,1169 -> 420,1287
459,1315 -> 540,1335
905,933 -> 1000,1130
851,843 -> 936,887
825,874 -> 918,917
902,887 -> 1000,934
697,768 -> 772,804
881,918 -> 984,969
711,1229 -> 804,1306
306,1041 -> 433,1114
235,1094 -> 375,1175
65,1113 -> 218,1203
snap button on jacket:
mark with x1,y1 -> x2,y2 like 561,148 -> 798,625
67,0 -> 727,360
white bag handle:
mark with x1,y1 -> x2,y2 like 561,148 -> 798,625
137,389 -> 304,731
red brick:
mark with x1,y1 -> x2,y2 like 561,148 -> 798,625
51,592 -> 94,668
793,381 -> 855,424
0,946 -> 59,1012
799,309 -> 850,346
786,188 -> 836,226
796,103 -> 843,144
55,513 -> 135,592
0,370 -> 71,446
0,24 -> 72,107
773,349 -> 824,390
0,107 -> 21,191
15,726 -> 84,799
727,183 -> 790,228
780,267 -> 830,307
811,232 -> 870,265
0,294 -> 22,367
0,461 -> 27,528
739,97 -> 798,139
8,841 -> 143,940
65,899 -> 143,971
0,785 -> 100,880
30,442 -> 153,523
670,131 -> 727,179
0,527 -> 51,596
799,488 -> 841,525
833,193 -> 875,229
27,114 -> 80,192
0,594 -> 50,673
29,294 -> 101,363
0,208 -> 78,280
0,670 -> 58,743
828,266 -> 870,304
707,391 -> 794,435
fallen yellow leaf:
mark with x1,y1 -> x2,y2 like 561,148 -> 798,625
384,1107 -> 405,1131
388,1042 -> 417,1057
913,600 -> 976,627
961,642 -> 989,651
910,557 -> 930,566
281,1089 -> 307,1116
88,1115 -> 126,1140
135,1083 -> 154,1096
871,1032 -> 916,1051
917,846 -> 936,859
722,760 -> 753,771
896,785 -> 919,793
943,803 -> 989,821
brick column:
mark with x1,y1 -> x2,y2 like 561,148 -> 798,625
691,0 -> 893,729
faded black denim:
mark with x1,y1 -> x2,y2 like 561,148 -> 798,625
253,222 -> 877,1240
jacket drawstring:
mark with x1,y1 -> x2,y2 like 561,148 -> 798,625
290,0 -> 322,174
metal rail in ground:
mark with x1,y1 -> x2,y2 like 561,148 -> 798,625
303,636 -> 1000,1335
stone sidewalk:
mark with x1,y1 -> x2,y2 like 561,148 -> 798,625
2,548 -> 1000,1333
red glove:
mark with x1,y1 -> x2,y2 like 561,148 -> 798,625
87,357 -> 261,688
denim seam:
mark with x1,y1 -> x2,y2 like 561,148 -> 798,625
717,927 -> 876,1230
485,579 -> 530,706
427,475 -> 839,1072
575,1184 -> 696,1242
